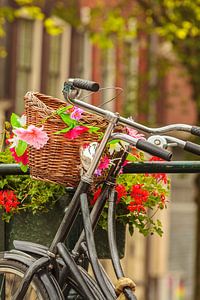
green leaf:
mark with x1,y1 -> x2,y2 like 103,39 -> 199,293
87,126 -> 100,134
10,113 -> 21,128
56,105 -> 72,115
108,139 -> 120,144
126,153 -> 138,162
128,224 -> 134,236
54,126 -> 73,135
15,140 -> 27,156
59,113 -> 77,127
0,177 -> 8,189
56,106 -> 77,127
20,163 -> 28,173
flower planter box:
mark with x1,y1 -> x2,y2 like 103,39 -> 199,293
4,193 -> 126,259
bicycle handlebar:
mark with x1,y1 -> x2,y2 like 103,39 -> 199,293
184,141 -> 200,156
63,79 -> 200,138
191,126 -> 200,137
136,139 -> 172,161
68,78 -> 100,92
110,133 -> 172,161
148,135 -> 200,157
63,78 -> 200,159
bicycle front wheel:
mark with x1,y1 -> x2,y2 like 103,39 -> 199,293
0,257 -> 49,299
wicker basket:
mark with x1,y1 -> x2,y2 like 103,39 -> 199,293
24,91 -> 109,187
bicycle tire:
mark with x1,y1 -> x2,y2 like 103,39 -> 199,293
0,256 -> 49,299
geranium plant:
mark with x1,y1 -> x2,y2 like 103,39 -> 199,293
91,149 -> 170,237
0,106 -> 170,236
0,147 -> 66,222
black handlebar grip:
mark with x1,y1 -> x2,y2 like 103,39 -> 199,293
69,78 -> 100,92
191,126 -> 200,137
136,139 -> 172,161
184,141 -> 200,156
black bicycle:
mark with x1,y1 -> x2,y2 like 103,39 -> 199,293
1,78 -> 200,300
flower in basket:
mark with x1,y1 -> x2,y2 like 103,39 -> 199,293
4,113 -> 49,172
54,105 -> 101,138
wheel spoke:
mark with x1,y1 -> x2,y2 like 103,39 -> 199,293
0,268 -> 42,299
0,274 -> 5,298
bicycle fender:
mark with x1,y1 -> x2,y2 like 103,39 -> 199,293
3,250 -> 36,265
3,250 -> 64,300
13,240 -> 49,257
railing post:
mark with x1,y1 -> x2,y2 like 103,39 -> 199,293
0,215 -> 5,251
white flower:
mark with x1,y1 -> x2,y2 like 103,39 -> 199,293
8,135 -> 20,148
17,115 -> 26,127
80,142 -> 98,171
109,142 -> 122,155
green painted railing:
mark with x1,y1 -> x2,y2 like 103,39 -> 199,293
1,161 -> 200,176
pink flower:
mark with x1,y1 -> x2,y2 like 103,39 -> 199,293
70,107 -> 84,120
126,127 -> 145,139
95,156 -> 110,176
13,125 -> 49,149
98,156 -> 110,170
64,126 -> 89,139
10,148 -> 28,165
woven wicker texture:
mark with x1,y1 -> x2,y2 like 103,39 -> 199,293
24,92 -> 109,187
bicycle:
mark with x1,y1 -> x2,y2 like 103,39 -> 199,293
1,78 -> 200,300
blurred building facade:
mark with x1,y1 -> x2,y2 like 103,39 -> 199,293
0,1 -> 198,299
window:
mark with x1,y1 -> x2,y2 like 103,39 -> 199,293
45,23 -> 71,99
123,39 -> 139,117
15,19 -> 33,113
15,19 -> 43,114
13,17 -> 71,113
101,47 -> 116,111
46,34 -> 62,96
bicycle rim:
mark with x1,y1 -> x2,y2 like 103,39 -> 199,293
0,259 -> 49,299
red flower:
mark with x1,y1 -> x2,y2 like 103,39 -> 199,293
145,171 -> 168,184
157,193 -> 167,209
153,173 -> 168,184
127,203 -> 145,213
91,187 -> 102,206
10,148 -> 28,165
131,184 -> 149,202
160,194 -> 165,202
0,190 -> 20,213
64,126 -> 89,139
149,156 -> 164,161
115,184 -> 127,203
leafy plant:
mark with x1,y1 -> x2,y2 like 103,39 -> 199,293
0,147 -> 66,222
